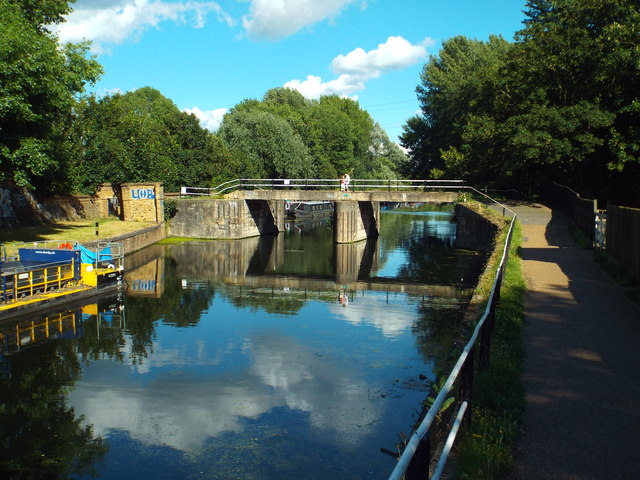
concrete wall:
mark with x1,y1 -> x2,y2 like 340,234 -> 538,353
334,201 -> 380,243
168,198 -> 279,239
169,198 -> 382,243
0,183 -> 126,225
84,223 -> 166,256
454,203 -> 500,252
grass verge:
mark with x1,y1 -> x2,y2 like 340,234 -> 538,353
452,221 -> 526,479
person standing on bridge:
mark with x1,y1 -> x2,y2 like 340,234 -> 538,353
340,174 -> 346,191
344,170 -> 351,191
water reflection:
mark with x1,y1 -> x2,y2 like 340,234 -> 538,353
0,208 -> 489,479
0,298 -> 123,480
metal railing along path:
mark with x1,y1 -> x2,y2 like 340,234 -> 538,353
179,178 -> 466,197
388,189 -> 516,480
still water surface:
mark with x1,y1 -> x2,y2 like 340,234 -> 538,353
0,207 -> 487,480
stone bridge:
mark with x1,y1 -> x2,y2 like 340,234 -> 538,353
168,182 -> 459,243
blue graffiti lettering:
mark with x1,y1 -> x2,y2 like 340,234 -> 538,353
131,188 -> 155,200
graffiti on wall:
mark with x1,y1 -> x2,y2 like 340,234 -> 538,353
131,188 -> 155,200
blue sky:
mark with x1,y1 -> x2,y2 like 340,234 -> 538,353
56,0 -> 528,141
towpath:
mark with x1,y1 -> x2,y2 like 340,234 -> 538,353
509,203 -> 640,479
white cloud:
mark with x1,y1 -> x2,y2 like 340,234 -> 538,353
331,36 -> 433,76
56,0 -> 235,53
242,0 -> 360,40
184,106 -> 228,131
284,36 -> 433,99
284,74 -> 362,99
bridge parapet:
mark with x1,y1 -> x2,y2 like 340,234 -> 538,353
180,178 -> 464,198
226,189 -> 458,203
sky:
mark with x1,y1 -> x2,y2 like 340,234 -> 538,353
55,0 -> 528,142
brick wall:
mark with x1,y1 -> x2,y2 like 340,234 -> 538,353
121,183 -> 164,222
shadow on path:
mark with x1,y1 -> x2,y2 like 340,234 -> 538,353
510,205 -> 640,480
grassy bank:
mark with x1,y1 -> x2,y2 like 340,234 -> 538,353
453,221 -> 526,479
0,218 -> 156,245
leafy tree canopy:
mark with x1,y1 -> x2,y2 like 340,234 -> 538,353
219,88 -> 406,181
71,87 -> 230,192
0,0 -> 102,194
403,0 -> 640,205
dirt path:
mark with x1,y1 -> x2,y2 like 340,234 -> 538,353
509,203 -> 640,479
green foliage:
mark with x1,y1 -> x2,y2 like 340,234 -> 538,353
404,0 -> 640,205
424,375 -> 455,416
219,89 -> 406,181
70,87 -> 229,192
0,1 -> 102,194
219,107 -> 314,178
163,199 -> 178,221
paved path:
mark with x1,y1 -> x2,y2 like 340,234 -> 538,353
508,203 -> 640,480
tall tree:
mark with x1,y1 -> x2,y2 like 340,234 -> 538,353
0,0 -> 102,194
71,88 -> 228,192
401,35 -> 512,182
404,0 -> 640,204
513,0 -> 640,202
219,106 -> 314,178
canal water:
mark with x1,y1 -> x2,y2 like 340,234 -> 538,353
0,206 -> 488,480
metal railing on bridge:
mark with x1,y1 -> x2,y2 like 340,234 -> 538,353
179,178 -> 465,197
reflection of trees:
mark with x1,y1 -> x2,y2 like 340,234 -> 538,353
411,298 -> 469,373
279,224 -> 335,276
124,254 -> 217,363
0,342 -> 107,479
380,210 -> 487,286
76,311 -> 127,364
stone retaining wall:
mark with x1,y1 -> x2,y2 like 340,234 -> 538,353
455,203 -> 501,252
84,223 -> 166,255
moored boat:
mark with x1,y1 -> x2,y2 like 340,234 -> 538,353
286,201 -> 333,218
0,241 -> 124,320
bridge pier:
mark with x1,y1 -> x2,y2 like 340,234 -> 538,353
334,201 -> 380,244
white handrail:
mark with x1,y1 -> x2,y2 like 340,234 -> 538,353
388,200 -> 516,480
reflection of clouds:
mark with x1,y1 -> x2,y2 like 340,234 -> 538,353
249,334 -> 378,442
69,372 -> 276,452
329,294 -> 415,338
125,338 -> 227,375
70,333 -> 379,452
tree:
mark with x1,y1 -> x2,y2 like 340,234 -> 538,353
513,0 -> 640,202
404,0 -> 640,204
219,106 -> 314,178
0,1 -> 102,194
401,35 -> 512,182
71,88 -> 228,192
364,123 -> 408,179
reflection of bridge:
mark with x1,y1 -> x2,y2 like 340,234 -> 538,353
125,232 -> 474,299
225,273 -> 472,298
170,179 -> 463,243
